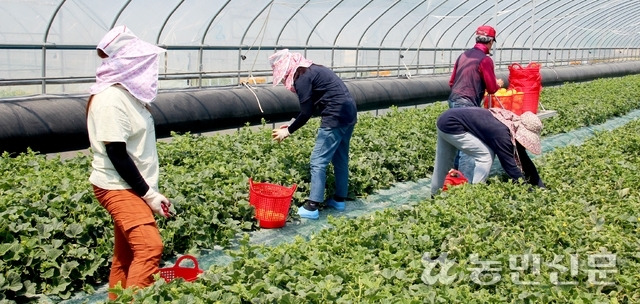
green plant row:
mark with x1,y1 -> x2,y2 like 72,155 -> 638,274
112,118 -> 640,303
1,74 -> 640,302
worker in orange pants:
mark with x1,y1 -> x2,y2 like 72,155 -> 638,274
87,25 -> 173,301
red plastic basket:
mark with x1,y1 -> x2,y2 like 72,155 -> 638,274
249,178 -> 297,229
521,89 -> 541,114
511,92 -> 524,115
484,94 -> 512,111
158,255 -> 203,283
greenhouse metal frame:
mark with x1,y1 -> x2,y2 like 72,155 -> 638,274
0,0 -> 639,96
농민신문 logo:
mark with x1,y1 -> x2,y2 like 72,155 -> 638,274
421,252 -> 618,286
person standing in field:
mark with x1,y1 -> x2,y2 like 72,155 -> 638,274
86,25 -> 172,300
447,25 -> 504,180
269,49 -> 358,220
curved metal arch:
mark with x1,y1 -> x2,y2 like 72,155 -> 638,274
379,0 -> 428,47
473,0 -> 528,53
491,0 -> 527,47
608,17 -> 640,48
239,0 -> 274,46
109,0 -> 132,30
565,2 -> 634,48
560,2 -> 618,48
442,2 -> 493,49
305,0 -> 344,46
583,5 -> 640,48
398,1 -> 448,49
201,1 -> 231,45
356,0 -> 401,46
275,0 -> 310,45
0,5 -> 32,42
43,0 -> 66,43
559,1 -> 634,49
592,7 -> 640,48
571,2 -> 637,48
609,32 -> 639,50
626,34 -> 640,53
606,8 -> 640,47
498,0 -> 538,47
156,0 -> 185,44
332,0 -> 374,46
505,0 -> 557,50
435,2 -> 486,49
530,0 -> 596,49
403,1 -> 462,49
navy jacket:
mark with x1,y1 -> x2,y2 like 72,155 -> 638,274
287,64 -> 357,134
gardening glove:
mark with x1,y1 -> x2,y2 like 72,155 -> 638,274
272,127 -> 290,143
142,189 -> 172,218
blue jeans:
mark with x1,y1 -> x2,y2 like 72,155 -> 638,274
309,125 -> 355,203
448,97 -> 476,109
448,97 -> 477,180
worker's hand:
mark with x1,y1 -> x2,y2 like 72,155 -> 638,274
142,189 -> 172,218
272,128 -> 290,143
497,78 -> 504,88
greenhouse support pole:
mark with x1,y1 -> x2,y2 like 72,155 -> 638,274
494,0 -> 499,66
530,0 -> 535,64
41,46 -> 46,95
198,48 -> 203,88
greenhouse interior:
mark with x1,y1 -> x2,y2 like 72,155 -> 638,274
1,0 -> 640,303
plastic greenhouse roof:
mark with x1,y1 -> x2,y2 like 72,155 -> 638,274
1,0 -> 640,96
2,0 -> 639,49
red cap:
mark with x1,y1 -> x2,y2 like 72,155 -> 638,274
476,25 -> 497,41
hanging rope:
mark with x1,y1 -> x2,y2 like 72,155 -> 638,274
243,0 -> 274,80
400,0 -> 433,78
243,82 -> 263,113
239,0 -> 275,113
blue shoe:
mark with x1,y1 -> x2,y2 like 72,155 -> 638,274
326,198 -> 346,211
297,206 -> 319,219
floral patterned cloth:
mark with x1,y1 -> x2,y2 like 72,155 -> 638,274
90,25 -> 166,104
268,49 -> 313,93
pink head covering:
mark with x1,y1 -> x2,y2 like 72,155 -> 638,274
268,49 -> 313,93
90,25 -> 166,104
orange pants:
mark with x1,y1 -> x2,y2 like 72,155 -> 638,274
93,186 -> 163,300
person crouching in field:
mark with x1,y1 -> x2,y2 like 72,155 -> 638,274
430,107 -> 545,195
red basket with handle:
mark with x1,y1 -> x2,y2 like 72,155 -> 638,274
442,169 -> 468,191
249,178 -> 297,229
158,255 -> 203,282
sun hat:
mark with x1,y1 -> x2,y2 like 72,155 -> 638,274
490,109 -> 542,155
268,49 -> 313,93
514,111 -> 542,155
476,25 -> 497,42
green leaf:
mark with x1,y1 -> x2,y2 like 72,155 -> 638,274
64,223 -> 83,238
22,280 -> 37,297
41,268 -> 56,279
5,271 -> 22,292
0,241 -> 19,256
60,261 -> 79,278
617,188 -> 630,197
